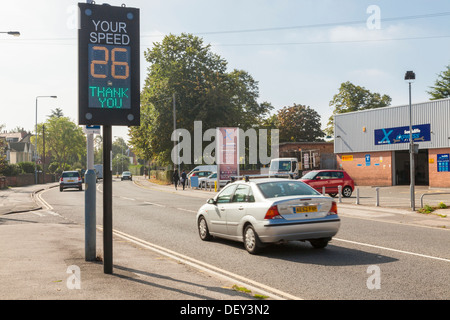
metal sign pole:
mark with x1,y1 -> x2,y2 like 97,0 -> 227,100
103,125 -> 113,274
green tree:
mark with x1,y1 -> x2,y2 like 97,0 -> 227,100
325,81 -> 391,136
33,115 -> 86,172
48,107 -> 64,118
129,33 -> 272,165
277,104 -> 325,142
428,64 -> 450,100
113,154 -> 130,174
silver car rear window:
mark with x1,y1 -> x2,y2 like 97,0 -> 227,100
257,181 -> 319,198
62,172 -> 79,178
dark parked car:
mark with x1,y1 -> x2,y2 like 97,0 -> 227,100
299,170 -> 354,197
60,171 -> 83,192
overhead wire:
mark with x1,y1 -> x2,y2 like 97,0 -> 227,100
1,11 -> 450,47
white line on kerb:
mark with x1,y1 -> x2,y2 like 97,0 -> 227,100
103,227 -> 302,300
334,238 -> 450,263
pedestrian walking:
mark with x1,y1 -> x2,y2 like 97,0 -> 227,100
181,170 -> 187,190
173,169 -> 180,190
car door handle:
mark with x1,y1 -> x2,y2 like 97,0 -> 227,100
238,206 -> 244,210
220,208 -> 226,211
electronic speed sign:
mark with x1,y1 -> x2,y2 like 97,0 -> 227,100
78,3 -> 140,126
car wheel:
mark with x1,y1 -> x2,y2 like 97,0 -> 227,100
79,186 -> 83,191
309,238 -> 329,249
328,193 -> 337,198
60,187 -> 63,192
342,186 -> 352,197
198,216 -> 212,241
243,225 -> 262,254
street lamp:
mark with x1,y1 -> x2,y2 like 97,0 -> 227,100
404,71 -> 416,211
0,31 -> 20,37
35,96 -> 57,184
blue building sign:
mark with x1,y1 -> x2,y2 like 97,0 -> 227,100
437,154 -> 450,172
365,154 -> 371,166
374,124 -> 431,145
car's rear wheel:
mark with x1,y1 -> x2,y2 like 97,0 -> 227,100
198,216 -> 212,241
243,225 -> 262,254
309,238 -> 329,249
342,186 -> 352,197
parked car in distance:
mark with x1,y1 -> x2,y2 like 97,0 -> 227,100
189,170 -> 213,186
188,165 -> 217,178
299,170 -> 354,198
121,171 -> 132,181
60,171 -> 83,192
196,178 -> 340,254
198,172 -> 227,188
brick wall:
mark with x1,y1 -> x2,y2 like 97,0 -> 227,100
337,151 -> 393,186
5,174 -> 56,187
279,142 -> 334,154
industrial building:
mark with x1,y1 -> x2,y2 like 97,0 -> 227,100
334,98 -> 450,188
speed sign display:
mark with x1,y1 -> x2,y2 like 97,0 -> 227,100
78,3 -> 140,126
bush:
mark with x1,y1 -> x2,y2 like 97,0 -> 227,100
1,163 -> 22,176
17,162 -> 37,174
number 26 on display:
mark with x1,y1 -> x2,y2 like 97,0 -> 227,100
90,46 -> 129,80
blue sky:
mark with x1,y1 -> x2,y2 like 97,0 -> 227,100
1,0 -> 450,142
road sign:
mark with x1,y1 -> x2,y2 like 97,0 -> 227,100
78,3 -> 140,126
83,125 -> 101,134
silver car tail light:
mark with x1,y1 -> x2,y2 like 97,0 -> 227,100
328,201 -> 338,215
264,205 -> 283,220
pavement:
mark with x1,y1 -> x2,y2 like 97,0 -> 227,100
0,177 -> 449,301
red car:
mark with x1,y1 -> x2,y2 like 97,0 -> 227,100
299,170 -> 354,198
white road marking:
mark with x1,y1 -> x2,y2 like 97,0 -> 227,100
177,207 -> 196,213
334,238 -> 450,263
100,227 -> 302,300
144,201 -> 165,207
121,197 -> 135,201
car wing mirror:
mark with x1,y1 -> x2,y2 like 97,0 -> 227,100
207,198 -> 217,205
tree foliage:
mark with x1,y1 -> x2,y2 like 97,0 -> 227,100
428,64 -> 450,100
129,33 -> 273,165
32,113 -> 86,172
276,104 -> 325,142
325,81 -> 391,136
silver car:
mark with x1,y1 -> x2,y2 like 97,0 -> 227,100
196,178 -> 340,254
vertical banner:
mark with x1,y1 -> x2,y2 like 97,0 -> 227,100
217,127 -> 239,182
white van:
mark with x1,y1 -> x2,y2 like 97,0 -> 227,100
187,165 -> 217,178
269,158 -> 299,178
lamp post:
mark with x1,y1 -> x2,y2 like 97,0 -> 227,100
0,31 -> 20,37
35,96 -> 57,184
405,71 -> 416,211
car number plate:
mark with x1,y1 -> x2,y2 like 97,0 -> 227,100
294,205 -> 317,213
68,179 -> 74,182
